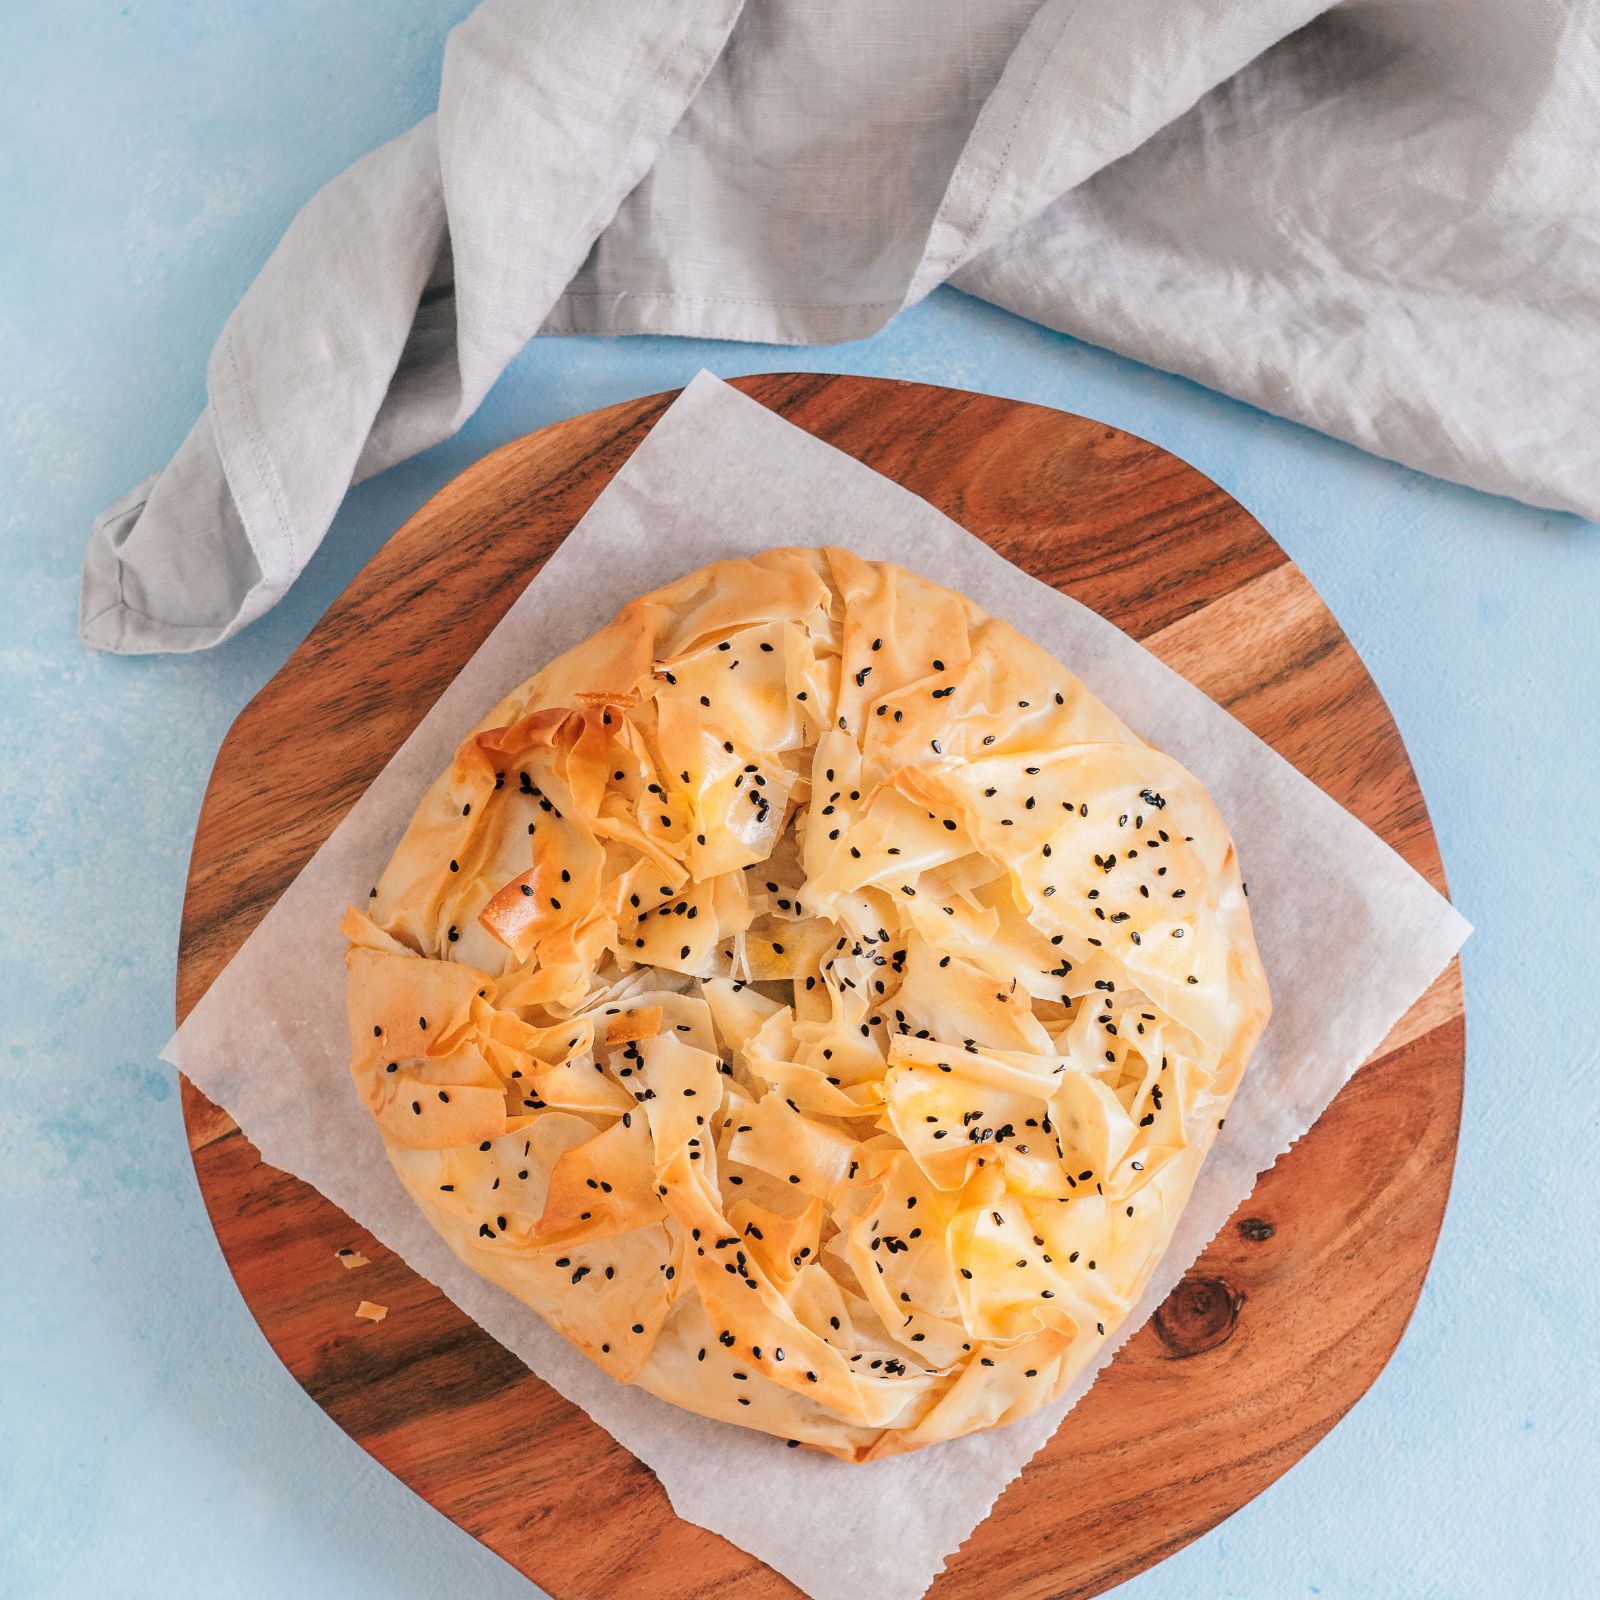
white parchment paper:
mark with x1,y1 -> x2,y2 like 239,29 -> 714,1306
166,372 -> 1471,1600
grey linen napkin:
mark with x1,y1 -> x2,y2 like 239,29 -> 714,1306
81,0 -> 1600,654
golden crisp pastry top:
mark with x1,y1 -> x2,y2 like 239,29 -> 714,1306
343,547 -> 1269,1459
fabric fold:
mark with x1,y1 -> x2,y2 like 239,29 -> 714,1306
907,0 -> 1329,299
952,0 -> 1600,518
81,0 -> 1599,654
82,0 -> 745,653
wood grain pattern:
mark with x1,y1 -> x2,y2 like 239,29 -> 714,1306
177,373 -> 1464,1600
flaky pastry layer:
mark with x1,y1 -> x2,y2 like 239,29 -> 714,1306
343,548 -> 1269,1459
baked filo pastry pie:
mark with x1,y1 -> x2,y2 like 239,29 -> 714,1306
343,548 -> 1269,1459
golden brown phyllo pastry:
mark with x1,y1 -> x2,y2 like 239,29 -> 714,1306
342,548 -> 1269,1459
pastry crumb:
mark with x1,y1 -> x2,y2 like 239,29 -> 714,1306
354,1300 -> 389,1322
336,1247 -> 371,1269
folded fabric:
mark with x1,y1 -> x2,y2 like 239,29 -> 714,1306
80,0 -> 1600,654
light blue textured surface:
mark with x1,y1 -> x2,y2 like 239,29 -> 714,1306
3,6 -> 1596,1598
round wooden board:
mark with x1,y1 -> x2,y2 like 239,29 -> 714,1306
178,373 -> 1464,1600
